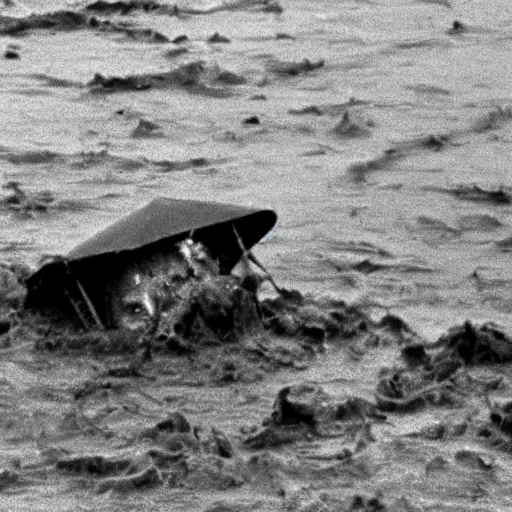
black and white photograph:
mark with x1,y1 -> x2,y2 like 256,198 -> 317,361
1,0 -> 512,509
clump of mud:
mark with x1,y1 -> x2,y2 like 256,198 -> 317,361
261,293 -> 419,350
0,262 -> 28,313
332,110 -> 374,138
4,257 -> 512,508
46,409 -> 245,493
265,58 -> 325,76
244,382 -> 385,448
472,105 -> 512,133
1,181 -> 55,216
0,10 -> 87,35
85,0 -> 167,15
375,320 -> 512,412
0,8 -> 168,42
88,61 -> 245,95
451,184 -> 512,204
1,181 -> 93,217
13,250 -> 420,382
84,0 -> 281,15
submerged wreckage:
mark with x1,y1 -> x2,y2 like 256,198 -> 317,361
26,198 -> 277,332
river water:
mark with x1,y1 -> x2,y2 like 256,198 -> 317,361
1,0 -> 512,340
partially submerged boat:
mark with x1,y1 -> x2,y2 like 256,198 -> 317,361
25,198 -> 277,330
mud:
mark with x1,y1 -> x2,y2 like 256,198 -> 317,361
0,9 -> 168,41
2,292 -> 512,509
84,0 -> 281,15
265,58 -> 325,76
4,256 -> 512,509
1,181 -> 94,218
4,0 -> 512,509
88,61 -> 244,95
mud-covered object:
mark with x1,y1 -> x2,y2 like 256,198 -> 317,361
434,320 -> 512,363
33,274 -> 263,353
25,198 -> 276,327
488,399 -> 512,438
156,275 -> 262,348
260,293 -> 419,348
244,383 -> 385,448
0,263 -> 29,313
374,320 -> 512,412
269,383 -> 384,426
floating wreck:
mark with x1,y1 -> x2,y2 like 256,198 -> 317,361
25,198 -> 277,331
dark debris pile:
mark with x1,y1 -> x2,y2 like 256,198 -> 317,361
375,320 -> 512,412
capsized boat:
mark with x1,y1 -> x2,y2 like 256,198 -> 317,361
25,197 -> 277,329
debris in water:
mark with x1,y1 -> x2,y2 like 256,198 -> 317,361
88,61 -> 243,96
266,58 -> 325,76
249,94 -> 267,101
164,46 -> 189,58
244,382 -> 384,448
332,110 -> 373,138
0,10 -> 87,35
472,106 -> 512,133
425,183 -> 511,204
0,263 -> 27,311
131,118 -> 163,138
346,148 -> 403,182
85,0 -> 279,15
172,34 -> 188,44
96,465 -> 163,493
243,116 -> 260,125
0,8 -> 169,41
56,454 -> 131,474
434,320 -> 512,364
85,0 -> 165,14
275,32 -> 294,40
262,0 -> 282,13
1,181 -> 54,217
208,32 -> 231,43
289,105 -> 323,116
4,47 -> 19,59
448,20 -> 466,34
25,197 -> 277,333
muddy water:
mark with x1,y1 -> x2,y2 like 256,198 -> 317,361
1,0 -> 511,338
1,0 -> 512,509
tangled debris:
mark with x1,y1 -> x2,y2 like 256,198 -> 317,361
472,105 -> 512,133
434,320 -> 512,364
1,181 -> 55,216
1,181 -> 93,218
332,110 -> 373,138
0,10 -> 88,34
0,262 -> 28,314
451,184 -> 512,204
245,382 -> 385,448
88,61 -> 244,95
131,118 -> 163,138
85,0 -> 167,14
84,0 -> 282,15
45,410 -> 245,493
346,148 -> 403,182
4,250 -> 512,507
375,320 -> 511,412
266,58 -> 325,76
208,32 -> 231,43
0,9 -> 168,41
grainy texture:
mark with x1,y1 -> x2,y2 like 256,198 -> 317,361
2,0 -> 512,509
